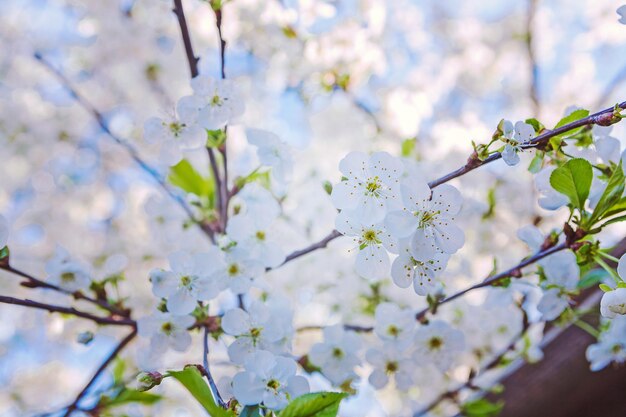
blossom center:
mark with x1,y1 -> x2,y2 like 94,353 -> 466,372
387,325 -> 400,337
61,272 -> 76,283
365,176 -> 382,195
385,361 -> 399,373
250,327 -> 262,339
161,322 -> 174,335
428,336 -> 444,351
168,121 -> 185,136
266,379 -> 281,391
362,229 -> 380,245
255,230 -> 266,241
180,275 -> 192,287
211,94 -> 223,106
332,347 -> 344,359
228,263 -> 239,276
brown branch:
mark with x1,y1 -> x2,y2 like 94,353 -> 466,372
271,229 -> 343,271
415,242 -> 568,321
0,295 -> 135,327
62,329 -> 137,417
414,308 -> 530,416
526,0 -> 540,117
1,265 -> 130,318
172,0 -> 227,234
172,0 -> 199,78
428,100 -> 626,189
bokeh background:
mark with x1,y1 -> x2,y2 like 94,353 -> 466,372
1,0 -> 626,416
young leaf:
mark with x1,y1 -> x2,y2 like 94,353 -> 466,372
554,109 -> 589,130
599,283 -> 613,292
588,162 -> 625,226
549,158 -> 593,210
401,138 -> 416,157
577,269 -> 609,289
168,159 -> 214,197
278,392 -> 348,417
168,367 -> 234,417
99,388 -> 162,408
460,398 -> 504,417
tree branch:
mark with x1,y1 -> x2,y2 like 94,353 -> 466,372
526,0 -> 540,117
62,329 -> 137,417
1,265 -> 130,318
172,0 -> 199,78
272,229 -> 343,271
0,295 -> 135,327
172,0 -> 226,234
415,242 -> 568,321
428,100 -> 626,189
203,326 -> 226,408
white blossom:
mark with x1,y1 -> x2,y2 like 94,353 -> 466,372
232,350 -> 309,409
222,301 -> 294,364
537,288 -> 570,321
413,320 -> 465,372
226,213 -> 285,268
149,249 -> 223,315
143,114 -> 205,166
137,311 -> 194,354
45,247 -> 91,292
309,324 -> 361,386
391,239 -> 449,296
366,345 -> 415,390
177,76 -> 244,130
335,210 -> 397,280
246,129 -> 293,185
373,302 -> 415,348
385,177 -> 464,260
331,151 -> 403,223
499,120 -> 535,166
586,316 -> 626,370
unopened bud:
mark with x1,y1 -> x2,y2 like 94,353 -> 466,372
76,331 -> 94,345
137,371 -> 163,391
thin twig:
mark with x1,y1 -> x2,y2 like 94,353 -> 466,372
415,242 -> 568,321
172,0 -> 225,234
271,229 -> 343,271
172,0 -> 199,78
62,329 -> 137,417
526,0 -> 540,117
203,326 -> 226,408
0,295 -> 135,327
1,265 -> 129,317
33,54 -> 215,243
413,309 -> 530,417
427,100 -> 626,189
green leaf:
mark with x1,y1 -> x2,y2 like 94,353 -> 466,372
550,109 -> 590,150
460,398 -> 504,417
527,153 -> 544,174
577,269 -> 609,289
240,406 -> 262,417
549,158 -> 593,210
235,168 -> 272,190
524,118 -> 544,133
99,388 -> 162,408
207,129 -> 227,148
554,109 -> 590,130
589,162 -> 625,226
167,367 -> 234,417
599,283 -> 613,292
401,138 -> 416,157
279,392 -> 348,417
112,358 -> 126,385
168,160 -> 214,197
481,187 -> 497,220
0,246 -> 9,267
